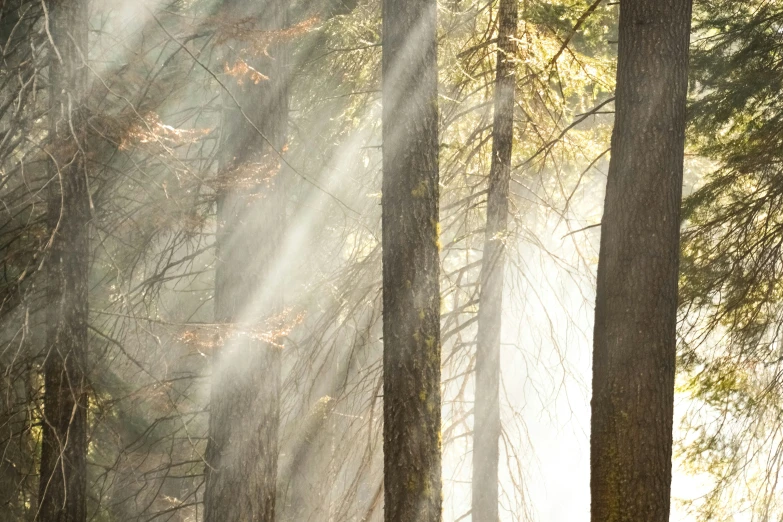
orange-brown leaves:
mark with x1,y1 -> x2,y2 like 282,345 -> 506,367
223,59 -> 269,85
119,113 -> 210,151
211,16 -> 319,56
179,308 -> 306,354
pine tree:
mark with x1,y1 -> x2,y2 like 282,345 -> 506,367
591,1 -> 693,521
675,2 -> 783,517
37,0 -> 91,520
472,0 -> 517,520
203,0 -> 291,520
381,0 -> 442,519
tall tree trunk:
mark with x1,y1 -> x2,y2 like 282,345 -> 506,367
37,0 -> 90,521
590,2 -> 692,522
203,1 -> 289,521
472,0 -> 517,520
381,0 -> 441,520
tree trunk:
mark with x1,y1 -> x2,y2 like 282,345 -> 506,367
590,2 -> 692,522
203,1 -> 290,521
472,0 -> 517,520
381,0 -> 441,520
37,0 -> 90,521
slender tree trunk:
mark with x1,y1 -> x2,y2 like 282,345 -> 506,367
381,0 -> 441,520
590,2 -> 692,522
472,0 -> 517,520
203,1 -> 290,521
37,0 -> 90,521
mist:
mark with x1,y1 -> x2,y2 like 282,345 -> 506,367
0,0 -> 773,521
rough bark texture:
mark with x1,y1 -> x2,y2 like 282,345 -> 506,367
381,0 -> 441,520
590,2 -> 693,522
472,1 -> 517,520
37,0 -> 90,521
203,1 -> 289,521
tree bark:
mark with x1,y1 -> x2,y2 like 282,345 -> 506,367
203,1 -> 290,521
381,0 -> 441,520
37,0 -> 90,521
590,2 -> 692,522
472,0 -> 517,520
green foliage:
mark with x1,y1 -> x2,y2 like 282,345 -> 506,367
678,1 -> 783,520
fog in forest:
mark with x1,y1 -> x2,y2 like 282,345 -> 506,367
0,0 -> 779,521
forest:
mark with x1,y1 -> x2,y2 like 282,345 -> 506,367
0,0 -> 778,521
